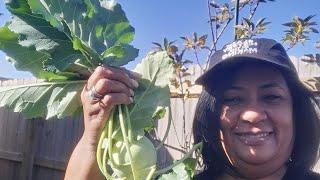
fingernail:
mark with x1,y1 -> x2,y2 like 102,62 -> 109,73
129,89 -> 134,96
130,79 -> 139,88
129,97 -> 134,103
130,71 -> 142,79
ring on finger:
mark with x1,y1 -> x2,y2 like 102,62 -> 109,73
87,86 -> 104,102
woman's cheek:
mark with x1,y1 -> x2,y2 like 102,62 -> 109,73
220,106 -> 239,129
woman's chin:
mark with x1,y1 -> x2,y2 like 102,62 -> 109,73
233,133 -> 278,164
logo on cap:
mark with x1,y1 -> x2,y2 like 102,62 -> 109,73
222,39 -> 258,60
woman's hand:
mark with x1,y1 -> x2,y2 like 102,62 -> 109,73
65,66 -> 140,180
81,66 -> 139,146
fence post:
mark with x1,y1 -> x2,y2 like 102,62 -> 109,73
19,119 -> 38,180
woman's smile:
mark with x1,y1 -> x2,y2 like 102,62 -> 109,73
235,131 -> 274,146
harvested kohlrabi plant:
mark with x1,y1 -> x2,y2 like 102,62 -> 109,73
0,0 -> 202,179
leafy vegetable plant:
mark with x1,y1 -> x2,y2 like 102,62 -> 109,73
0,0 -> 202,179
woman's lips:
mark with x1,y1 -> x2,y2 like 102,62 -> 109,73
235,132 -> 274,146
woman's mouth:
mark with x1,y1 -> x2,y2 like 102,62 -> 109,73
235,132 -> 274,146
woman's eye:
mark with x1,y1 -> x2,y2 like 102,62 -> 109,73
263,95 -> 282,102
223,97 -> 243,105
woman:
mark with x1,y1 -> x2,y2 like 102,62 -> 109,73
193,38 -> 320,179
64,38 -> 320,180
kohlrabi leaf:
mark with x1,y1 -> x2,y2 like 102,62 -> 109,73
102,44 -> 139,66
158,158 -> 197,180
128,51 -> 174,136
0,81 -> 85,119
27,0 -> 137,66
5,1 -> 94,74
0,26 -> 77,81
103,21 -> 135,46
8,15 -> 68,53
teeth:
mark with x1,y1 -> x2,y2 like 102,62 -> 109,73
237,132 -> 272,145
240,132 -> 270,138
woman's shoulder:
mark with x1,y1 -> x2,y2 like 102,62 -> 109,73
283,166 -> 320,180
194,167 -> 320,180
193,169 -> 219,180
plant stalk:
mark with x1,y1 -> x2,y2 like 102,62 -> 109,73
119,105 -> 137,180
154,142 -> 203,177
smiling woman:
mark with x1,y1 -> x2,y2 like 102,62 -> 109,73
219,64 -> 294,178
193,38 -> 320,180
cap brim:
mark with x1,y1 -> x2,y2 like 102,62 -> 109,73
195,55 -> 294,87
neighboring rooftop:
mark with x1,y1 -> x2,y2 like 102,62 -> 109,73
0,77 -> 9,81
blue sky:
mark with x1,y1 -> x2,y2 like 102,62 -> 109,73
0,0 -> 319,78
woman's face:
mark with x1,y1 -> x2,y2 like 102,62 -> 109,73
219,64 -> 294,178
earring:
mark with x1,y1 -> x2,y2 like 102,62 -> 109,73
287,156 -> 293,164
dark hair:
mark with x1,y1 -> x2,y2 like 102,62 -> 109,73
193,62 -> 320,177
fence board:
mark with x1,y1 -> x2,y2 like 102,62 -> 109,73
20,119 -> 37,180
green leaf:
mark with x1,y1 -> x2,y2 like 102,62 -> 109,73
27,0 -> 137,66
158,158 -> 197,180
282,22 -> 295,27
152,107 -> 166,120
256,18 -> 266,26
310,27 -> 319,33
103,22 -> 135,46
128,51 -> 174,136
5,1 -> 91,74
102,44 -> 139,66
8,15 -> 70,53
5,0 -> 31,14
0,81 -> 86,119
0,26 -> 77,81
304,15 -> 316,22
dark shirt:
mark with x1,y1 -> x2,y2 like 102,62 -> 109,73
195,166 -> 320,180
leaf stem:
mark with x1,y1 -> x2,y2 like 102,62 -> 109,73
207,0 -> 216,48
156,105 -> 172,150
119,105 -> 137,180
102,140 -> 108,175
96,127 -> 106,173
0,80 -> 87,91
153,142 -> 203,177
124,106 -> 133,143
205,18 -> 232,71
108,109 -> 115,164
146,165 -> 157,180
96,122 -> 112,179
193,48 -> 204,73
248,1 -> 260,21
96,108 -> 115,179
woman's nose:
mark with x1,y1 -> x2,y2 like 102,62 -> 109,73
240,105 -> 267,123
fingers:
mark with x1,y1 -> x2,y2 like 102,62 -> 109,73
87,66 -> 138,90
94,78 -> 134,98
100,93 -> 133,108
83,92 -> 133,116
119,67 -> 142,80
81,65 -> 139,113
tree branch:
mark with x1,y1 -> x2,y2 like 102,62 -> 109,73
248,1 -> 260,21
